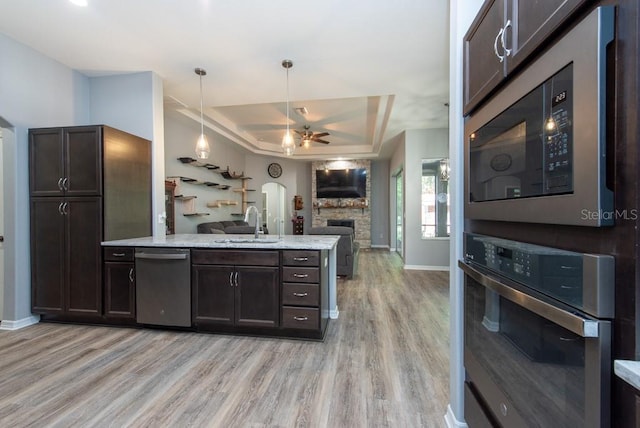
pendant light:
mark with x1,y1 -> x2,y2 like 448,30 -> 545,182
281,60 -> 296,156
194,67 -> 210,160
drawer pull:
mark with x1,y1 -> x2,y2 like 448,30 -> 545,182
293,316 -> 309,321
293,292 -> 309,297
293,257 -> 309,261
112,253 -> 126,257
293,273 -> 309,278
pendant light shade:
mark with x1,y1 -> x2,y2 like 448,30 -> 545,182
195,67 -> 210,160
281,59 -> 295,156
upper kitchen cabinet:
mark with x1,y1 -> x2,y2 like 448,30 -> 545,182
463,0 -> 588,115
29,126 -> 103,197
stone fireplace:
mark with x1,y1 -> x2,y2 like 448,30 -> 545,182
311,160 -> 371,248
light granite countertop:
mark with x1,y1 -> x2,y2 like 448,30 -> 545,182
102,233 -> 340,250
614,360 -> 640,391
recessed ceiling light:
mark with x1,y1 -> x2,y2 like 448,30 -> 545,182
69,0 -> 88,6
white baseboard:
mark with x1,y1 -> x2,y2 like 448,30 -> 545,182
0,315 -> 40,330
444,405 -> 467,428
370,244 -> 390,249
404,264 -> 450,271
330,306 -> 339,319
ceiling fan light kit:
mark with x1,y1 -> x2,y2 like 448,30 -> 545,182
194,67 -> 211,160
281,59 -> 296,156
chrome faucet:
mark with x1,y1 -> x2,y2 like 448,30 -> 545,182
244,205 -> 261,239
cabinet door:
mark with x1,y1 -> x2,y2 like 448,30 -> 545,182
235,266 -> 279,328
506,0 -> 587,73
104,262 -> 135,318
30,198 -> 65,313
192,265 -> 235,325
64,127 -> 102,196
29,128 -> 65,196
66,197 -> 102,315
464,0 -> 506,115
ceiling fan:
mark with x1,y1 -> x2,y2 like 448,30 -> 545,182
295,125 -> 330,147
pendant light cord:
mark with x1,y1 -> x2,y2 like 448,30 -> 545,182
199,72 -> 205,136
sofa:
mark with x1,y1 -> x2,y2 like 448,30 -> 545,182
308,226 -> 359,279
197,221 -> 268,235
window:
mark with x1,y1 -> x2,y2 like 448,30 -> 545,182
421,158 -> 450,238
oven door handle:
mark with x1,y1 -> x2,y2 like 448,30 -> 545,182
459,260 -> 600,338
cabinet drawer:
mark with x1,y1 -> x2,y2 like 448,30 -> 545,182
282,283 -> 319,307
192,250 -> 279,266
282,307 -> 319,330
282,267 -> 319,283
282,250 -> 319,267
103,247 -> 134,262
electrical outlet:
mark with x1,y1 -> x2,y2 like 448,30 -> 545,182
158,212 -> 166,224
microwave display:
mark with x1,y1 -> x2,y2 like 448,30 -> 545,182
469,64 -> 573,203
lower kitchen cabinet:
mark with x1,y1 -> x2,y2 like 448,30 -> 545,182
31,197 -> 102,316
103,247 -> 135,319
281,250 -> 329,339
192,250 -> 280,329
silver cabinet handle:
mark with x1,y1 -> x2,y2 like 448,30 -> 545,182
112,253 -> 126,257
128,268 -> 134,283
62,177 -> 69,191
293,273 -> 308,278
234,271 -> 239,287
494,27 -> 505,62
293,257 -> 309,261
135,253 -> 187,260
501,19 -> 512,58
229,271 -> 234,287
58,202 -> 64,215
293,292 -> 308,297
62,202 -> 68,215
293,316 -> 308,321
57,178 -> 64,191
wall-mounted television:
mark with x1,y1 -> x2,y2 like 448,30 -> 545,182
316,168 -> 367,198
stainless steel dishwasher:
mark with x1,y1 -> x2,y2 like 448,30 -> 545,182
135,248 -> 191,327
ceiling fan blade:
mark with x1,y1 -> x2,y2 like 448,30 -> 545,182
313,132 -> 330,138
314,139 -> 331,144
293,129 -> 304,136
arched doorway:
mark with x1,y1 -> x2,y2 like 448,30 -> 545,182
261,182 -> 287,236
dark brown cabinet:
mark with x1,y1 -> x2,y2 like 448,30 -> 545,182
281,250 -> 328,338
464,0 -> 587,114
103,247 -> 135,319
29,125 -> 151,319
29,127 -> 102,197
31,197 -> 102,315
192,250 -> 280,329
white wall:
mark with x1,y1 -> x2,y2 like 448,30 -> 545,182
0,34 -> 90,324
404,128 -> 449,270
446,1 -> 485,426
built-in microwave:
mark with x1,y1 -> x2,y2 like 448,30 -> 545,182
465,7 -> 614,227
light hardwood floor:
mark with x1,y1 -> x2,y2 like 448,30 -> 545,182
0,249 -> 450,427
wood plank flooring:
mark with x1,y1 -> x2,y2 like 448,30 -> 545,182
0,249 -> 450,427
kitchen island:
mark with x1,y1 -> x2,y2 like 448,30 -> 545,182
102,234 -> 339,340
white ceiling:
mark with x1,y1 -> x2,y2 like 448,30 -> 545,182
0,0 -> 450,159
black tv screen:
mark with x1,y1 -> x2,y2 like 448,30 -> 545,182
316,168 -> 367,198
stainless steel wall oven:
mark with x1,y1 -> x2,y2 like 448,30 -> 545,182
461,233 -> 614,427
464,7 -> 614,226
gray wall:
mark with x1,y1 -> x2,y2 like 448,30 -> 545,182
0,34 -> 90,323
404,128 -> 449,269
370,160 -> 390,247
0,34 -> 161,324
